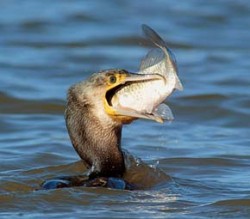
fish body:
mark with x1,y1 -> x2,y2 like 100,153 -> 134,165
111,25 -> 183,122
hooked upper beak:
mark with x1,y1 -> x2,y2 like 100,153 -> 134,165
104,72 -> 164,123
121,72 -> 164,83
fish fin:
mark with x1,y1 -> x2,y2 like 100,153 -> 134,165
175,76 -> 183,91
142,24 -> 176,61
142,24 -> 166,49
139,48 -> 164,72
153,103 -> 174,121
142,24 -> 178,73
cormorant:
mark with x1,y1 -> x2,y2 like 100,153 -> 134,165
42,69 -> 162,190
41,24 -> 182,190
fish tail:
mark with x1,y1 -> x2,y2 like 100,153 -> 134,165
142,24 -> 177,66
142,24 -> 167,49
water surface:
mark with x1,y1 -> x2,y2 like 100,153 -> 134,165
1,0 -> 250,218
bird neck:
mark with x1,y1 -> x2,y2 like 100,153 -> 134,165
65,89 -> 125,178
88,124 -> 125,178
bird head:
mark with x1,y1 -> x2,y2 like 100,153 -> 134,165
81,69 -> 163,124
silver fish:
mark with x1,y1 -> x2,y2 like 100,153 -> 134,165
111,24 -> 183,122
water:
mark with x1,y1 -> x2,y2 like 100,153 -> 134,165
1,0 -> 250,218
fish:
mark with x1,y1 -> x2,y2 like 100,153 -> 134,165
111,24 -> 183,123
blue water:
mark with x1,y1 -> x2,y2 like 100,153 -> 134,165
1,0 -> 250,218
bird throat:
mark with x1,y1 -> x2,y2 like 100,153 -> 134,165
88,125 -> 126,178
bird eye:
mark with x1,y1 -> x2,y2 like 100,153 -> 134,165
109,75 -> 117,84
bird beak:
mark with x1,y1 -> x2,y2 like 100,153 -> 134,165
105,72 -> 164,123
120,73 -> 164,83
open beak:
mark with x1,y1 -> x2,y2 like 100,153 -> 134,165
105,72 -> 165,123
